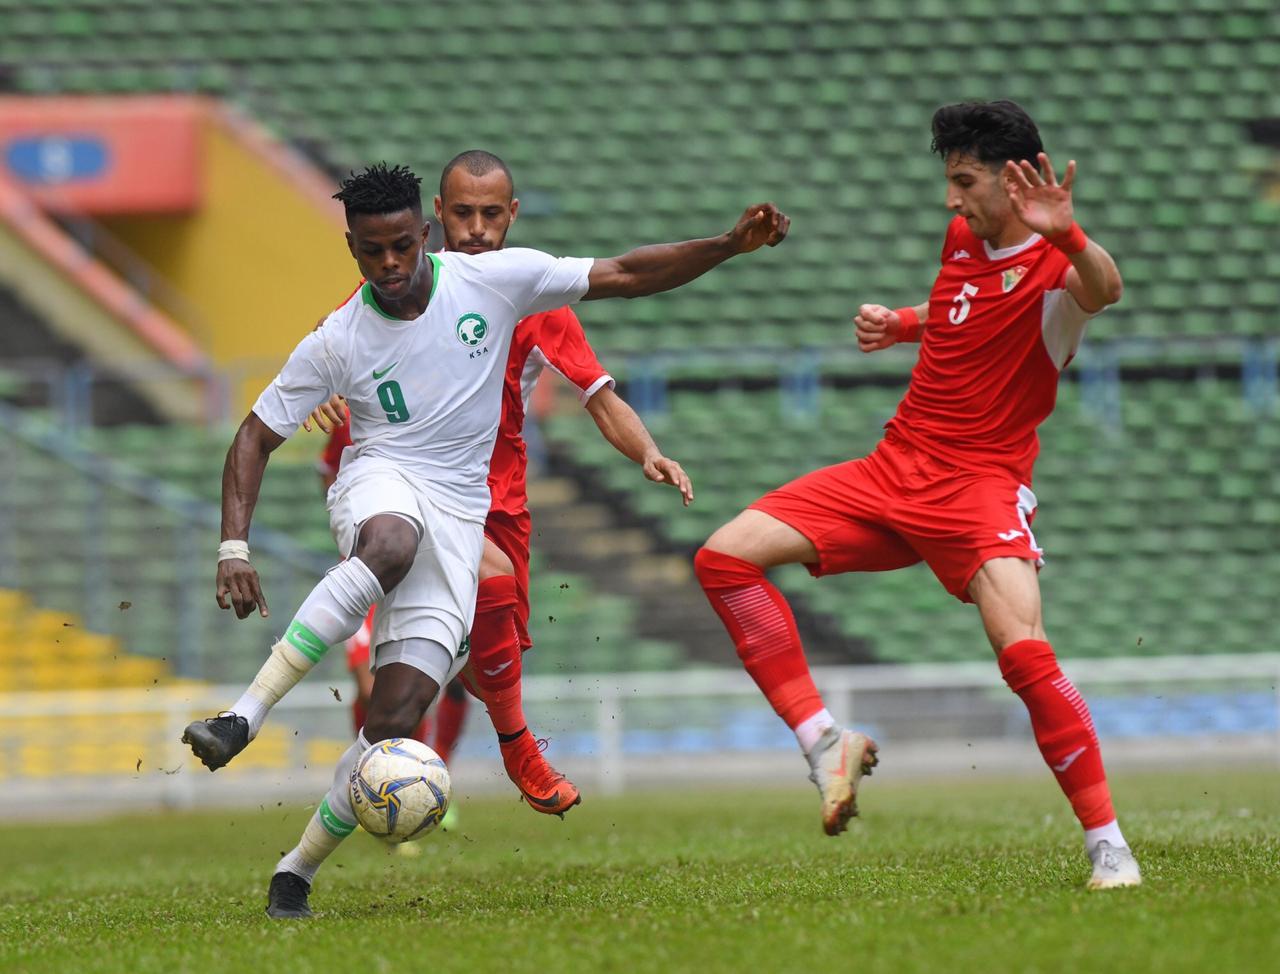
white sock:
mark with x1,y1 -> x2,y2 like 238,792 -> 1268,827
292,558 -> 385,647
795,708 -> 836,754
1084,819 -> 1127,853
228,559 -> 383,738
228,690 -> 271,739
276,732 -> 370,883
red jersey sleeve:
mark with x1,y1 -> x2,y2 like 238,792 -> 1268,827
940,215 -> 967,264
535,307 -> 614,404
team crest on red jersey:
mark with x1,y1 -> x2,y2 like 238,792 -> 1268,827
1001,265 -> 1028,293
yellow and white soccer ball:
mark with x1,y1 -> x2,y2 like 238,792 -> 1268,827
349,738 -> 451,843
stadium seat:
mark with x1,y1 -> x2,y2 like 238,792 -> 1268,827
548,377 -> 1280,662
2,0 -> 1277,675
0,0 -> 1274,351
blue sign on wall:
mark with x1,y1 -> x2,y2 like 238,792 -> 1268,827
4,135 -> 110,185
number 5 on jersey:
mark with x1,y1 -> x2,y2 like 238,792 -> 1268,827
377,380 -> 411,424
950,282 -> 979,325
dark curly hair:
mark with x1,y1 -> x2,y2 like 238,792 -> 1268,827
333,162 -> 422,217
931,101 -> 1044,168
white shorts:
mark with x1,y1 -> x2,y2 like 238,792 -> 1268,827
328,458 -> 483,669
376,637 -> 471,687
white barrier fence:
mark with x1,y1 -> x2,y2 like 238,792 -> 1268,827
1,654 -> 1277,819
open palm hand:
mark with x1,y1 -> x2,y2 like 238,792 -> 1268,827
1004,151 -> 1076,238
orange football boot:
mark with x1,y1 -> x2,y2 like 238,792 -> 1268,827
500,733 -> 581,818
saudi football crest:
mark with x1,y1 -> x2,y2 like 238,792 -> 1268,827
456,312 -> 489,346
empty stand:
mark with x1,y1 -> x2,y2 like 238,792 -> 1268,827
549,377 -> 1280,662
0,409 -> 332,683
0,0 -> 1276,358
1,1 -> 1276,672
0,413 -> 681,677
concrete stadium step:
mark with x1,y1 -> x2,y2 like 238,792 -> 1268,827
528,475 -> 725,662
527,473 -> 859,666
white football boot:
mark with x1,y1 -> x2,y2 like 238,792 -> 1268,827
805,727 -> 879,836
1087,840 -> 1142,890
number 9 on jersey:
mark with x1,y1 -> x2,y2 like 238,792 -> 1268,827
377,380 -> 411,424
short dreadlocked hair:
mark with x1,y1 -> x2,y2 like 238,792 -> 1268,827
333,163 -> 423,217
439,149 -> 514,200
930,101 -> 1043,169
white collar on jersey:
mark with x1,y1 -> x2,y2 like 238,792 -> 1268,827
983,232 -> 1042,261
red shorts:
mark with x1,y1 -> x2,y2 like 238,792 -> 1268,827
484,508 -> 533,649
749,433 -> 1043,603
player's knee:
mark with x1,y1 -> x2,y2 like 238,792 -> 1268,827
701,523 -> 747,561
355,516 -> 420,591
693,546 -> 718,584
478,541 -> 514,581
364,660 -> 440,742
694,545 -> 763,588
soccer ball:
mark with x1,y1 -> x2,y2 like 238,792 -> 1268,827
349,738 -> 451,843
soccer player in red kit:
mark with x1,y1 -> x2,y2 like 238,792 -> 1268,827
311,150 -> 693,816
694,101 -> 1140,889
436,150 -> 691,815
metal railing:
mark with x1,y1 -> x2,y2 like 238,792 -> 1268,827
3,335 -> 1277,430
0,655 -> 1275,817
0,402 -> 333,681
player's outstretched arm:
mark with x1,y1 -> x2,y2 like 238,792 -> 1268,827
854,301 -> 930,353
217,413 -> 286,620
585,387 -> 693,506
1004,152 -> 1122,313
582,203 -> 789,301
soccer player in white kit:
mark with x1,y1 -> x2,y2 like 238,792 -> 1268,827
181,163 -> 789,918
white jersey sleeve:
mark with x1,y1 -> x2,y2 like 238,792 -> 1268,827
472,248 -> 593,317
252,326 -> 339,438
1041,287 -> 1096,370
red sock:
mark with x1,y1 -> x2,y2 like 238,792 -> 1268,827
431,684 -> 468,765
467,575 -> 526,737
999,639 -> 1115,828
694,547 -> 824,730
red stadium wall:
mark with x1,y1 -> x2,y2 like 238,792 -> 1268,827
0,96 -> 202,214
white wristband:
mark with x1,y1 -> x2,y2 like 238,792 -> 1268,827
218,540 -> 251,563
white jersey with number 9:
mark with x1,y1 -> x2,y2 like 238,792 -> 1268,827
253,248 -> 593,523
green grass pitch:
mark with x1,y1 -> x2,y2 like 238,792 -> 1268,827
1,768 -> 1276,973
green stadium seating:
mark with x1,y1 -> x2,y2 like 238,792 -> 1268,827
1,1 -> 1277,671
0,418 -> 329,682
0,0 -> 1276,357
0,421 -> 681,676
548,377 -> 1280,663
